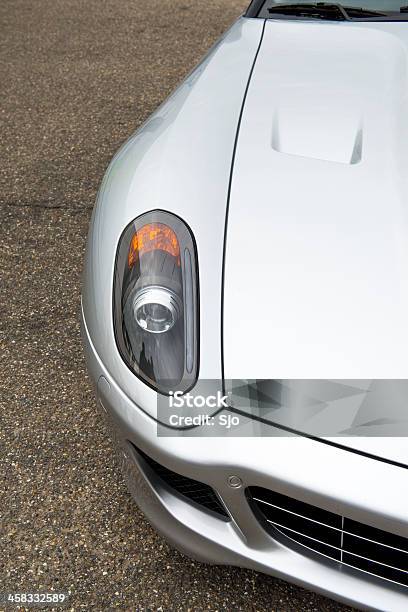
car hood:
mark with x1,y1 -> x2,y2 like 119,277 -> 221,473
223,20 -> 408,467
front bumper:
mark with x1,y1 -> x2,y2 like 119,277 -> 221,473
82,310 -> 407,611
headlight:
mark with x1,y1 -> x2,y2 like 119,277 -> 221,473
113,210 -> 199,394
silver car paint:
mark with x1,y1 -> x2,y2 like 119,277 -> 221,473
82,314 -> 407,611
224,19 -> 408,466
82,18 -> 264,421
82,15 -> 408,612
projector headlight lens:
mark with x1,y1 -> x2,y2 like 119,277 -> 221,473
113,211 -> 199,394
133,286 -> 182,334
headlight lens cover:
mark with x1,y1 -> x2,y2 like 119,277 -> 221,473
113,211 -> 199,394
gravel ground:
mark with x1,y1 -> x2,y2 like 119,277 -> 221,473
1,1 -> 353,610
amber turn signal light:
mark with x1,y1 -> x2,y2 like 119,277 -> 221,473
128,222 -> 180,268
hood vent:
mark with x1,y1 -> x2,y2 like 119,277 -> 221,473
271,104 -> 363,165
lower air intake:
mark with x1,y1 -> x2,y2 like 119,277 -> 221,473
248,486 -> 408,588
136,447 -> 229,518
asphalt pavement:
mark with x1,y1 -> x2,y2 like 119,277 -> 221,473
1,1 -> 353,609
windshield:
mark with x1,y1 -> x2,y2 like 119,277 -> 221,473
256,0 -> 408,18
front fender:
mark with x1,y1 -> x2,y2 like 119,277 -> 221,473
82,17 -> 265,421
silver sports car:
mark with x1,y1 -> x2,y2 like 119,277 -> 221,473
82,2 -> 408,609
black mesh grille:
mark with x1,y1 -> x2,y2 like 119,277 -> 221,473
137,448 -> 229,518
248,486 -> 408,588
